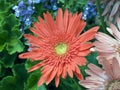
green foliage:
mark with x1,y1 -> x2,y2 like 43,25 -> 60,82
24,70 -> 46,90
0,14 -> 24,54
0,0 -> 104,90
47,76 -> 85,90
86,52 -> 99,65
0,76 -> 20,90
0,0 -> 11,13
0,51 -> 17,68
24,60 -> 47,90
0,64 -> 28,90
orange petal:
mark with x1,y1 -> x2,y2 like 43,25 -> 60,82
75,20 -> 86,36
67,64 -> 73,78
74,57 -> 86,66
24,34 -> 41,46
46,67 -> 58,85
28,62 -> 43,72
67,13 -> 78,34
37,75 -> 46,86
79,43 -> 93,51
37,66 -> 54,86
78,50 -> 91,56
56,8 -> 64,32
74,71 -> 83,80
19,52 -> 41,59
55,75 -> 60,87
43,12 -> 56,33
57,65 -> 63,76
37,17 -> 50,36
79,26 -> 99,42
63,9 -> 69,32
30,27 -> 45,38
61,65 -> 67,78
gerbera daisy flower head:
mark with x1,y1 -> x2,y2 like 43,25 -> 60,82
79,57 -> 120,90
101,0 -> 120,23
93,18 -> 120,63
19,8 -> 99,87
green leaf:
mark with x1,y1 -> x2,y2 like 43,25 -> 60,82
25,59 -> 40,70
11,29 -> 23,39
0,63 -> 28,90
86,52 -> 99,65
24,60 -> 45,90
12,63 -> 29,82
2,14 -> 20,31
47,76 -> 85,90
78,0 -> 88,4
0,76 -> 21,90
24,70 -> 44,90
6,39 -> 24,54
0,0 -> 11,13
0,51 -> 17,68
0,31 -> 8,51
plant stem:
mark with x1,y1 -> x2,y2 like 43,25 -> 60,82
95,0 -> 106,33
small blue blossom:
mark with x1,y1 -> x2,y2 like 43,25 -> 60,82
28,0 -> 41,4
13,0 -> 58,32
12,0 -> 37,32
44,0 -> 58,11
82,0 -> 97,20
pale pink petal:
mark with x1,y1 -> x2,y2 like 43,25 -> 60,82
79,80 -> 103,88
110,23 -> 120,40
112,58 -> 120,79
95,32 -> 117,45
109,2 -> 120,18
101,59 -> 114,80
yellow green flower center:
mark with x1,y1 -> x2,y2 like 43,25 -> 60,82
107,80 -> 120,90
55,43 -> 68,55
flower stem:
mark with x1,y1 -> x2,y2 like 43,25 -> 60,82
95,0 -> 106,33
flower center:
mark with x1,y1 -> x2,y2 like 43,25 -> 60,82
55,43 -> 68,55
116,45 -> 120,56
107,80 -> 120,90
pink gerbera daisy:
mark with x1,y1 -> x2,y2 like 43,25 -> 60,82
79,58 -> 120,90
92,18 -> 120,63
19,8 -> 99,87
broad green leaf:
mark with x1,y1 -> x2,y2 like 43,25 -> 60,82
12,63 -> 29,82
2,14 -> 20,31
0,63 -> 28,90
0,51 -> 17,68
6,39 -> 24,54
0,76 -> 21,90
24,70 -> 44,90
0,0 -> 11,13
11,29 -> 23,39
24,60 -> 46,90
0,31 -> 8,44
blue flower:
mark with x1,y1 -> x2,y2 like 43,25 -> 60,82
12,0 -> 58,32
28,0 -> 41,4
82,0 -> 97,20
13,0 -> 36,31
44,0 -> 58,11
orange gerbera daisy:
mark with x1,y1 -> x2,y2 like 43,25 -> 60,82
19,8 -> 99,87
